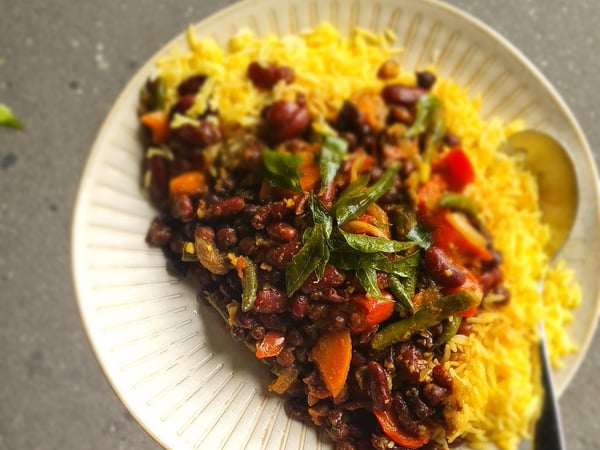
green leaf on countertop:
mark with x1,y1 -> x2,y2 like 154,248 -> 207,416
0,103 -> 23,129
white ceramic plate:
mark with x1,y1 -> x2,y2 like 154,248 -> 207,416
72,0 -> 600,448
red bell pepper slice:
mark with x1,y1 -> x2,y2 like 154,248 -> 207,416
349,292 -> 395,334
438,148 -> 475,192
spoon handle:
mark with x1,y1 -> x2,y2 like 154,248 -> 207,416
533,336 -> 566,450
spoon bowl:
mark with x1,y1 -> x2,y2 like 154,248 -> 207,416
505,130 -> 579,259
503,129 -> 579,450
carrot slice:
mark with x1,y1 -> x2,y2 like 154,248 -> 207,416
169,171 -> 206,197
256,331 -> 286,358
309,329 -> 352,398
372,408 -> 430,449
140,110 -> 169,144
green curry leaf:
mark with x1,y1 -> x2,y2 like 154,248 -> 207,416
285,223 -> 327,296
339,229 -> 416,254
319,135 -> 347,193
262,149 -> 303,192
332,163 -> 400,225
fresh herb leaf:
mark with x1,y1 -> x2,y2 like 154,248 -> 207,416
285,223 -> 327,296
263,149 -> 303,192
376,251 -> 420,278
355,267 -> 384,299
406,224 -> 433,249
319,135 -> 347,193
0,103 -> 23,129
388,274 -> 415,315
339,229 -> 416,254
333,163 -> 400,225
309,193 -> 333,239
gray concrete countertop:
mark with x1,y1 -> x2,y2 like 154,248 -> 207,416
1,0 -> 598,449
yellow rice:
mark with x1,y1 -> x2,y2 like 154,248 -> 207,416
154,22 -> 581,449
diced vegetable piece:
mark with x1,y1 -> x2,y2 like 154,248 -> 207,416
256,331 -> 286,358
371,290 -> 481,350
309,329 -> 352,398
268,367 -> 300,394
140,110 -> 170,144
444,211 -> 493,261
372,408 -> 430,449
237,256 -> 258,312
350,292 -> 395,334
440,148 -> 475,191
169,171 -> 206,197
434,315 -> 462,348
439,192 -> 478,217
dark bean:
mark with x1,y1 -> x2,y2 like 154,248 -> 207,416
267,221 -> 297,242
300,264 -> 346,294
205,196 -> 245,218
259,313 -> 288,330
443,131 -> 461,148
423,382 -> 449,407
170,194 -> 195,222
276,347 -> 296,367
254,286 -> 289,313
431,364 -> 453,390
405,387 -> 434,420
416,71 -> 437,90
382,84 -> 426,105
286,328 -> 304,347
307,303 -> 328,321
177,120 -> 222,148
335,101 -> 363,133
291,294 -> 309,318
247,61 -> 295,90
215,227 -> 238,249
169,94 -> 195,118
265,100 -> 311,144
177,74 -> 207,97
264,241 -> 302,270
195,225 -> 215,241
391,392 -> 421,435
249,325 -> 266,341
396,344 -> 429,384
480,266 -> 503,294
423,246 -> 467,288
147,155 -> 169,205
366,361 -> 392,411
145,217 -> 172,246
238,236 -> 259,257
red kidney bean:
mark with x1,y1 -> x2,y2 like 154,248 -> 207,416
396,344 -> 430,384
265,100 -> 311,144
366,361 -> 392,411
423,382 -> 449,407
170,194 -> 195,222
391,392 -> 421,435
276,347 -> 296,367
423,246 -> 467,288
177,120 -> 222,148
145,217 -> 172,246
205,196 -> 245,218
177,74 -> 207,96
300,264 -> 346,294
416,70 -> 437,90
169,94 -> 195,118
382,84 -> 426,105
431,364 -> 453,390
290,293 -> 309,318
254,286 -> 289,313
267,222 -> 297,242
264,241 -> 302,270
247,61 -> 295,90
216,227 -> 238,249
405,387 -> 434,420
388,105 -> 414,124
147,155 -> 169,205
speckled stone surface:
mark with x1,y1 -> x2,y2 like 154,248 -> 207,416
0,1 -> 598,449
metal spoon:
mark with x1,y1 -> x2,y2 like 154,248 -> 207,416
504,130 -> 579,450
